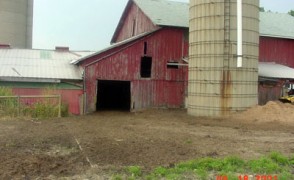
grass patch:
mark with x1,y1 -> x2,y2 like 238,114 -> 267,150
111,174 -> 123,180
247,157 -> 281,174
126,166 -> 142,177
112,152 -> 294,180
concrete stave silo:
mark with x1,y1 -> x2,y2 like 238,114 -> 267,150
188,0 -> 259,116
0,0 -> 33,49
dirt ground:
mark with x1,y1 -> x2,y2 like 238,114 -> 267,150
0,101 -> 294,179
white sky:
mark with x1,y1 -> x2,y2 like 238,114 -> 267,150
33,0 -> 293,51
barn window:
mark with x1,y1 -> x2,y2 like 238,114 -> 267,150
167,61 -> 179,69
140,56 -> 152,78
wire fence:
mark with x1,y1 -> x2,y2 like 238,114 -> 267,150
0,95 -> 61,118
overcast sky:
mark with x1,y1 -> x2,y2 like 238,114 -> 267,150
33,0 -> 293,51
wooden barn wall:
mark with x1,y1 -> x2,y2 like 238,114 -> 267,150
12,88 -> 83,115
84,28 -> 188,112
260,36 -> 294,68
113,2 -> 158,43
258,80 -> 283,105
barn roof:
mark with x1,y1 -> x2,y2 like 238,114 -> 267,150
133,0 -> 189,28
260,12 -> 294,39
0,49 -> 94,82
129,0 -> 294,39
259,62 -> 294,79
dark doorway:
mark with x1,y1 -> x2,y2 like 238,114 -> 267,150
96,80 -> 131,111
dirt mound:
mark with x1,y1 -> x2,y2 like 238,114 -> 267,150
233,101 -> 294,125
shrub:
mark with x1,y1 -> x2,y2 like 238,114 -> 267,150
0,87 -> 17,117
30,101 -> 59,119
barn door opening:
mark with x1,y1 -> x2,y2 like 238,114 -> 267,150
96,80 -> 131,111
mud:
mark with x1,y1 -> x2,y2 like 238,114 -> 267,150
0,107 -> 293,179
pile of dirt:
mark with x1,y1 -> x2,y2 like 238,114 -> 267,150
233,101 -> 294,125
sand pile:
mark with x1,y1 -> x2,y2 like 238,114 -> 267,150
233,101 -> 294,125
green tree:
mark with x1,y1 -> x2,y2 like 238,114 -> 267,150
260,7 -> 265,12
288,10 -> 294,16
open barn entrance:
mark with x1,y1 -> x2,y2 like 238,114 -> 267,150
96,80 -> 131,111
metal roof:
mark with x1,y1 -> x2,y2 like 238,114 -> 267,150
260,12 -> 294,39
259,62 -> 294,79
0,49 -> 94,82
134,0 -> 189,28
132,0 -> 294,39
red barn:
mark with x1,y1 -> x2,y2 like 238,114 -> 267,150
74,0 -> 189,112
259,13 -> 294,68
258,13 -> 294,104
75,0 -> 294,112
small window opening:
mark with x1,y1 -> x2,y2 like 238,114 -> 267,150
144,42 -> 147,55
132,19 -> 136,36
167,61 -> 179,69
183,30 -> 189,42
140,56 -> 152,78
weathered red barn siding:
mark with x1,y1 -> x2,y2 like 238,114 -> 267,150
112,1 -> 158,43
12,88 -> 83,115
258,81 -> 282,105
82,28 -> 188,112
260,36 -> 294,68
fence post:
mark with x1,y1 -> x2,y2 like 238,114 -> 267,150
17,96 -> 20,116
58,95 -> 61,118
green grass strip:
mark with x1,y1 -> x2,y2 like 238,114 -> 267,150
114,152 -> 294,180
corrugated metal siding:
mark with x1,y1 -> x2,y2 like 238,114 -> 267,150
83,28 -> 188,112
11,88 -> 83,115
260,37 -> 294,68
114,1 -> 158,43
